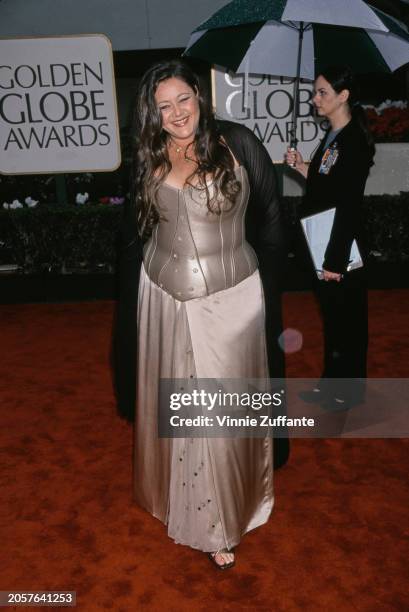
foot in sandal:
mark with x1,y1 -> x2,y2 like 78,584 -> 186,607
208,549 -> 235,570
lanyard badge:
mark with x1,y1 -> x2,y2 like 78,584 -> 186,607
318,142 -> 339,175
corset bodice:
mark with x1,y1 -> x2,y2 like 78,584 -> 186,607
143,166 -> 258,301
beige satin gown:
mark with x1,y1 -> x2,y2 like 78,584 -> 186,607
133,166 -> 274,552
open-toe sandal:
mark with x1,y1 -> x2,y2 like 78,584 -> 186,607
208,548 -> 235,570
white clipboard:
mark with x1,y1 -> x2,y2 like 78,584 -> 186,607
300,208 -> 363,279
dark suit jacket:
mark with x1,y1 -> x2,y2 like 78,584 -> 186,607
303,118 -> 372,274
112,119 -> 286,422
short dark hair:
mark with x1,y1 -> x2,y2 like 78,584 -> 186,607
319,65 -> 375,162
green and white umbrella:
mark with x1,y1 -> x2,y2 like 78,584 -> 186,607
184,0 -> 409,146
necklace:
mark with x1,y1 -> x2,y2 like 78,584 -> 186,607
169,138 -> 194,161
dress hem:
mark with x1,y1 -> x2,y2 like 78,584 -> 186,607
132,496 -> 274,553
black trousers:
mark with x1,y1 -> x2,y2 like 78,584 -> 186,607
315,268 -> 368,402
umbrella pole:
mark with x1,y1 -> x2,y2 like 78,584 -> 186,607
290,22 -> 305,151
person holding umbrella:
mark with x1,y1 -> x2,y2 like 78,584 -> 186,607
285,65 -> 375,409
114,59 -> 286,569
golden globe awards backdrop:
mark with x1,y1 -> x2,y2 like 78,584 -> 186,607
0,35 -> 121,174
212,67 -> 326,162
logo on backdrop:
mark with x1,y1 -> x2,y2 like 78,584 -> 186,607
0,35 -> 121,174
213,68 -> 327,162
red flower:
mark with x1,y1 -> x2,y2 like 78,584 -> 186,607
365,106 -> 409,142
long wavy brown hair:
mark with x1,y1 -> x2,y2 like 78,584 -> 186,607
132,60 -> 241,238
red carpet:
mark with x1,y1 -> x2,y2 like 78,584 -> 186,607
1,290 -> 408,611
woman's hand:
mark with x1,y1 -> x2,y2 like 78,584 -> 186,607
284,147 -> 309,178
322,268 -> 342,282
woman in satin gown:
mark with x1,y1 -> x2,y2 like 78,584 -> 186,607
116,60 -> 286,569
